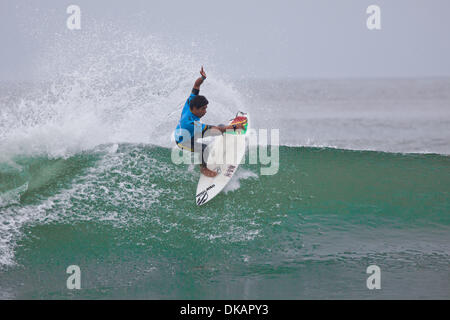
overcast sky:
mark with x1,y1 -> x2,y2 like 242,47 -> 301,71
1,0 -> 450,81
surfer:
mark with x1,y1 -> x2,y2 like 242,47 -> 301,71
174,67 -> 246,177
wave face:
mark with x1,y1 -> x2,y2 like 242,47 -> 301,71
0,145 -> 449,299
1,26 -> 449,299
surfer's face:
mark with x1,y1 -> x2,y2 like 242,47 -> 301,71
192,104 -> 208,118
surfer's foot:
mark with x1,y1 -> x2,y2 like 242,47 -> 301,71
200,165 -> 218,177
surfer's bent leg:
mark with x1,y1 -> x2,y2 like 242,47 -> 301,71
193,127 -> 217,166
191,140 -> 208,167
176,139 -> 208,167
193,141 -> 217,177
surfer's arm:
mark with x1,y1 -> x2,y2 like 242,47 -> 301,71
196,123 -> 242,136
193,66 -> 207,90
193,77 -> 204,91
210,123 -> 245,133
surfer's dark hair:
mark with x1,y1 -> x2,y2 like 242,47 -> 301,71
190,95 -> 209,109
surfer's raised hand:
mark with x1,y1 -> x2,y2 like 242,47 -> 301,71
200,66 -> 207,79
194,66 -> 207,90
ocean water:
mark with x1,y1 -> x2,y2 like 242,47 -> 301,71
0,30 -> 449,299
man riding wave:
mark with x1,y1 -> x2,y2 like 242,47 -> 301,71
174,67 -> 246,177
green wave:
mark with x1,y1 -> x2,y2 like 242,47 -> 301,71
1,145 -> 448,225
1,144 -> 449,298
0,145 -> 450,224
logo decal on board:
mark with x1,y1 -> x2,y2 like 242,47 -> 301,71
196,185 -> 215,205
196,191 -> 209,205
224,165 -> 236,178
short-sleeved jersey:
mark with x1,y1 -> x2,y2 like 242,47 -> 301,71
174,89 -> 210,143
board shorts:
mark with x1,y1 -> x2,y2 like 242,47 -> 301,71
176,138 -> 208,167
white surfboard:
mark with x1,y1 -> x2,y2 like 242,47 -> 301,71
195,112 -> 250,206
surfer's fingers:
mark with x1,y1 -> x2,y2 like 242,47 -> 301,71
200,66 -> 206,77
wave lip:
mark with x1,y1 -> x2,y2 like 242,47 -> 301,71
0,25 -> 245,161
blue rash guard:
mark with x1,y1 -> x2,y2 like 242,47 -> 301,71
174,88 -> 211,147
